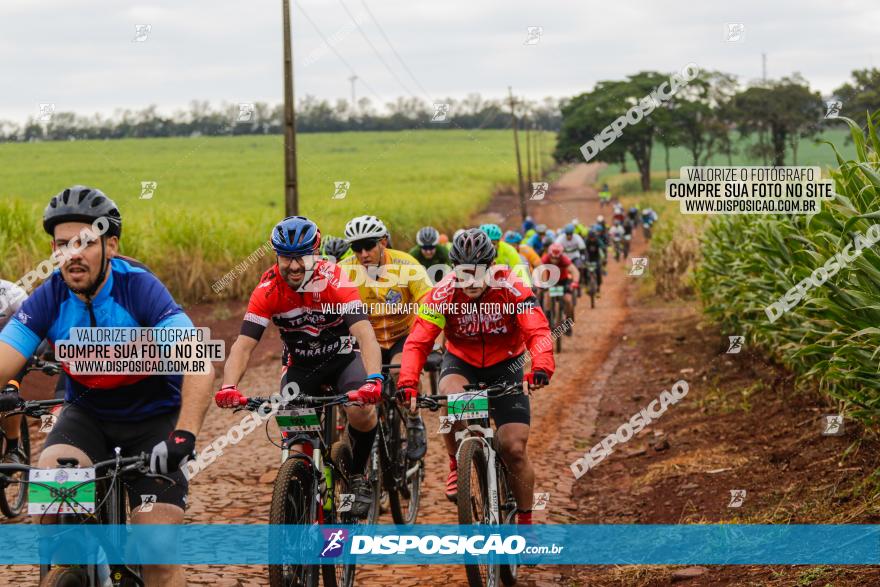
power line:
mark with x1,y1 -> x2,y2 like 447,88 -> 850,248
359,0 -> 433,102
294,0 -> 382,101
336,0 -> 416,98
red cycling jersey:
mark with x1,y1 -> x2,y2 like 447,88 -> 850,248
241,260 -> 368,366
540,252 -> 573,281
397,267 -> 555,389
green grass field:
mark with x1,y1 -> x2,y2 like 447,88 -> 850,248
0,130 -> 554,302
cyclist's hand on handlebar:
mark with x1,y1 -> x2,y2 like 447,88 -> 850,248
0,384 -> 21,412
347,377 -> 383,405
396,385 -> 418,412
524,369 -> 550,391
150,430 -> 196,474
215,385 -> 244,408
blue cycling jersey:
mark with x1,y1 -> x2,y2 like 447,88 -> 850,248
0,257 -> 193,421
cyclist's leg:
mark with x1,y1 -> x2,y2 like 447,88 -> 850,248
1,364 -> 28,458
488,357 -> 534,523
438,353 -> 477,501
121,409 -> 187,587
336,352 -> 378,517
37,403 -> 103,523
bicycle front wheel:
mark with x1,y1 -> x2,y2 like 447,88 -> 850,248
39,566 -> 88,587
457,440 -> 499,587
0,416 -> 31,518
384,405 -> 421,525
268,458 -> 318,587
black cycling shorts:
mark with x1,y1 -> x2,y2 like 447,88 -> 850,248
380,336 -> 407,365
43,403 -> 187,510
280,351 -> 367,397
439,353 -> 530,427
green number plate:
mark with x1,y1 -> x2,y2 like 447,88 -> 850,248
276,408 -> 321,432
447,390 -> 489,421
28,468 -> 96,515
549,285 -> 565,297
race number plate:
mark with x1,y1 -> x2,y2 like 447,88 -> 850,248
446,390 -> 489,421
28,468 -> 96,515
275,408 -> 322,432
549,285 -> 565,298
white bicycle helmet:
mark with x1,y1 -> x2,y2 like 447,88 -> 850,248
344,215 -> 388,243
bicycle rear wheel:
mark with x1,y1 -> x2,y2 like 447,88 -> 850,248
589,272 -> 597,309
384,404 -> 421,525
39,566 -> 89,587
268,458 -> 318,587
552,298 -> 563,353
457,440 -> 499,587
0,416 -> 31,517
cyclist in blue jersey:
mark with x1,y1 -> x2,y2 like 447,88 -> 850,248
0,186 -> 214,587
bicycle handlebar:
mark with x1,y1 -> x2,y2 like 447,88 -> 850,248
6,398 -> 65,419
26,358 -> 62,377
415,381 -> 525,411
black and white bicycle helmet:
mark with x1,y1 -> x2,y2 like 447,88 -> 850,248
344,215 -> 388,243
416,226 -> 440,247
449,228 -> 497,266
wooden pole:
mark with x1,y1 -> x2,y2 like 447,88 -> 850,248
283,0 -> 299,216
508,87 -> 526,221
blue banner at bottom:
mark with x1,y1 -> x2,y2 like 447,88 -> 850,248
0,524 -> 879,565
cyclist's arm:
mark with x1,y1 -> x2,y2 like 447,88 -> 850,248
398,304 -> 443,389
176,362 -> 214,436
222,334 -> 259,387
0,341 -> 28,389
513,287 -> 555,377
349,320 -> 381,376
569,265 -> 580,284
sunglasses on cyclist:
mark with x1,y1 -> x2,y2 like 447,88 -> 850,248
350,238 -> 379,253
420,245 -> 436,251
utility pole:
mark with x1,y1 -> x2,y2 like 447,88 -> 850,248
525,115 -> 533,190
282,0 -> 299,216
349,75 -> 358,114
762,52 -> 767,83
508,87 -> 526,221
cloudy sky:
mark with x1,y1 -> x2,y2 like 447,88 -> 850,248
2,0 -> 878,122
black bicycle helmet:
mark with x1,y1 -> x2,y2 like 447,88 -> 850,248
416,226 -> 440,247
323,236 -> 350,259
43,186 -> 122,238
449,228 -> 496,266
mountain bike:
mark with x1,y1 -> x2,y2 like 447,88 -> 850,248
584,262 -> 599,309
622,234 -> 631,258
0,449 -> 165,586
0,358 -> 65,518
370,363 -> 424,525
417,382 -> 525,587
612,238 -> 623,262
545,285 -> 565,353
643,221 -> 653,240
239,390 -> 366,587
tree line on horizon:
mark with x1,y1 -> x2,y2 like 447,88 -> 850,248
554,68 -> 880,191
0,94 -> 564,143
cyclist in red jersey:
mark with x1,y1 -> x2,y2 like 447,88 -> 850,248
215,216 -> 384,518
396,229 -> 555,525
540,243 -> 580,328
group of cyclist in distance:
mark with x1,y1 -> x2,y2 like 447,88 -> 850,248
0,183 -> 657,586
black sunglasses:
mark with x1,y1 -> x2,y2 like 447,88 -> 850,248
421,245 -> 436,251
351,239 -> 379,253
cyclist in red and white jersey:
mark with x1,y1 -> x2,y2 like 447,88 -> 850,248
396,229 -> 555,525
215,216 -> 384,518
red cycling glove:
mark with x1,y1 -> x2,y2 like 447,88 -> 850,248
215,385 -> 244,408
347,378 -> 383,405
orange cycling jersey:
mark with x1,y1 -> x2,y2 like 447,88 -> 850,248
339,249 -> 433,349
